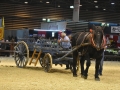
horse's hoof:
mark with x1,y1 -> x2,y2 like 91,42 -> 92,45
81,75 -> 84,78
95,77 -> 100,81
81,75 -> 87,79
83,76 -> 87,79
73,74 -> 77,77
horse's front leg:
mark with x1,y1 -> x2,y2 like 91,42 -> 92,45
72,51 -> 78,77
95,58 -> 101,81
84,54 -> 91,79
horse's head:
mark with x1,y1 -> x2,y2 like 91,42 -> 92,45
90,25 -> 106,50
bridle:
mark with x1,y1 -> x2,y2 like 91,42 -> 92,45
90,29 -> 106,50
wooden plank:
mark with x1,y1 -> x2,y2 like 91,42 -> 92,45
0,50 -> 14,52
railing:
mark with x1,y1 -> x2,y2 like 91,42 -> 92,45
0,41 -> 17,56
34,39 -> 72,55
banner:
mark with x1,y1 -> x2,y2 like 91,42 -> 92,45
73,0 -> 80,22
2,17 -> 5,27
0,17 -> 4,40
0,27 -> 4,40
111,26 -> 120,33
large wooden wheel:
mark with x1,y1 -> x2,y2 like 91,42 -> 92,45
43,53 -> 52,72
14,41 -> 29,68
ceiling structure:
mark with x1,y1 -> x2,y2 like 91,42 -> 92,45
0,0 -> 120,13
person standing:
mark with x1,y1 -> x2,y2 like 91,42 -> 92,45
98,51 -> 104,75
98,36 -> 107,76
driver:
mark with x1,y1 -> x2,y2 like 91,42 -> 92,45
58,32 -> 71,50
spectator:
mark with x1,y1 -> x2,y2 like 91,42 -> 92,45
111,41 -> 117,48
6,40 -> 10,57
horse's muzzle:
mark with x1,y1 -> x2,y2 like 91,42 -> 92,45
96,45 -> 101,51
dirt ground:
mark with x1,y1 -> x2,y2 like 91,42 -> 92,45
0,56 -> 120,90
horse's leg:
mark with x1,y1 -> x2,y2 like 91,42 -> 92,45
95,57 -> 101,81
84,54 -> 91,79
72,51 -> 78,77
80,56 -> 85,78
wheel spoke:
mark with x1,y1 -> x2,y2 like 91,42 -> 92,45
17,59 -> 21,66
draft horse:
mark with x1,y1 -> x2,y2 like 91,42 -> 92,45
71,25 -> 106,81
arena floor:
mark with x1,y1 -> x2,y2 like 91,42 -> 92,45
0,56 -> 120,90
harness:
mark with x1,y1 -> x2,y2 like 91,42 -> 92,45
73,32 -> 91,56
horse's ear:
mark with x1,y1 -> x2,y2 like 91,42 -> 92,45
102,23 -> 106,30
90,29 -> 93,33
92,24 -> 96,30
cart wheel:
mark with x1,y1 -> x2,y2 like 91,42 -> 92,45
43,53 -> 52,72
14,41 -> 29,68
39,53 -> 45,67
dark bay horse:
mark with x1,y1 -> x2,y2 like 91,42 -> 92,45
71,25 -> 106,81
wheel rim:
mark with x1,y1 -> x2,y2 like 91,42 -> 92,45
39,53 -> 45,67
14,41 -> 29,68
43,53 -> 52,72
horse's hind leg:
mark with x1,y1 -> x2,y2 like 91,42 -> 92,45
80,56 -> 85,78
72,51 -> 78,77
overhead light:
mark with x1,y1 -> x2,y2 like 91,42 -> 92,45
42,18 -> 46,21
70,6 -> 74,9
95,6 -> 98,8
24,1 -> 28,4
46,1 -> 50,3
47,19 -> 50,22
79,5 -> 82,6
94,1 -> 98,3
111,3 -> 115,5
58,5 -> 60,7
103,9 -> 106,10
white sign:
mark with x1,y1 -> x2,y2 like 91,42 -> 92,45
41,22 -> 66,31
73,0 -> 80,22
111,26 -> 120,33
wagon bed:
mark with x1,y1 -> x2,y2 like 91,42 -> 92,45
14,38 -> 79,72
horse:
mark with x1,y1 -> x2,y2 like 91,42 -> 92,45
71,25 -> 106,81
